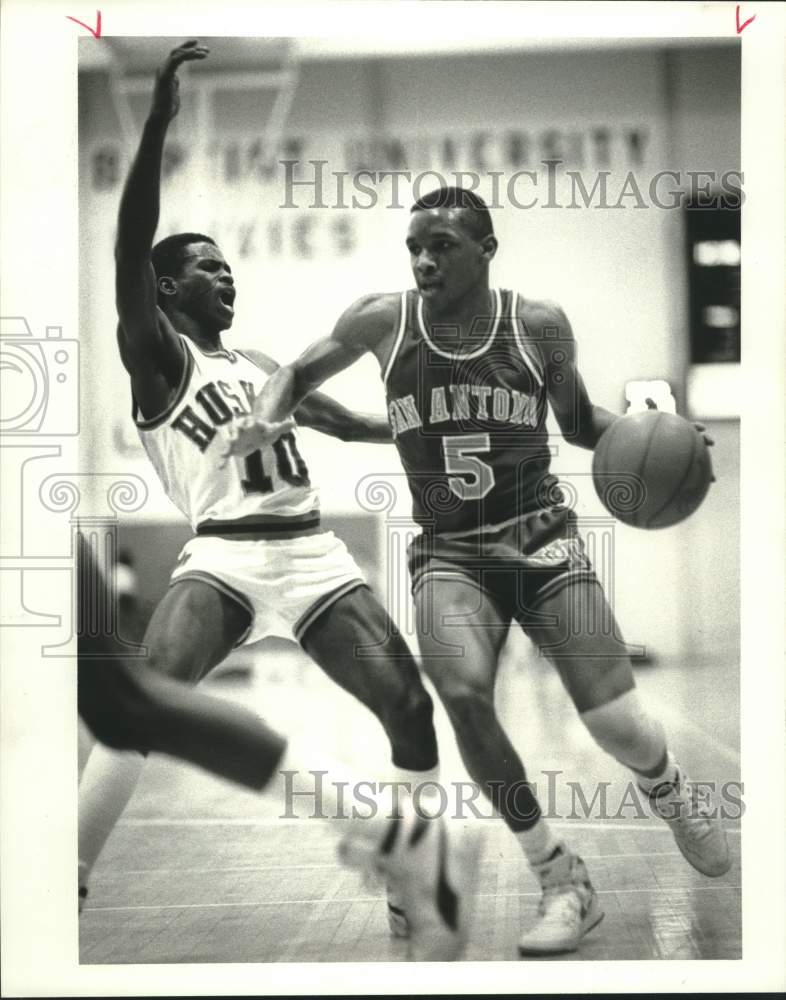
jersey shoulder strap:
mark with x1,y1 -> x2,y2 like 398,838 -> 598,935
133,336 -> 195,431
234,347 -> 278,375
509,291 -> 546,389
381,290 -> 410,386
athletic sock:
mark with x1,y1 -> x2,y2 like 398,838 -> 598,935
514,819 -> 562,867
634,750 -> 680,798
79,745 -> 146,887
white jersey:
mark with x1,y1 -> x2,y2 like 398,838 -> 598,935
135,337 -> 320,532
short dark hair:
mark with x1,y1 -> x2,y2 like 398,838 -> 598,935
410,187 -> 494,241
151,233 -> 216,281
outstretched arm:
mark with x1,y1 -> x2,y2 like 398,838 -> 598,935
296,396 -> 393,443
114,41 -> 208,407
239,348 -> 392,443
223,294 -> 397,459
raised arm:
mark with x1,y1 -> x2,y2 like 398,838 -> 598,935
223,294 -> 398,459
525,300 -> 617,450
114,41 -> 208,409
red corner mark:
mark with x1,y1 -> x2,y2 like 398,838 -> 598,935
66,10 -> 102,38
736,5 -> 755,34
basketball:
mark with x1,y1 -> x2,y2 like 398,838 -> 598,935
592,411 -> 714,528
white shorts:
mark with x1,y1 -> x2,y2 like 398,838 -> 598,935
170,530 -> 365,646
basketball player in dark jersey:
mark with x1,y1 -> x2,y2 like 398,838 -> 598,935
79,42 -> 471,957
76,530 -> 473,962
228,186 -> 732,956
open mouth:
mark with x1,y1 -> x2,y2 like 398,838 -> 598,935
217,287 -> 236,310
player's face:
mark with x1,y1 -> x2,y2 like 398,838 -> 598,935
176,242 -> 236,330
406,208 -> 493,311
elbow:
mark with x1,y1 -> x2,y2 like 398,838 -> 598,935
567,402 -> 603,450
557,417 -> 593,450
570,423 -> 597,450
578,426 -> 604,450
333,421 -> 356,442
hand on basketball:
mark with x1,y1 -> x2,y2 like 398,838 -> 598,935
644,397 -> 716,482
691,421 -> 715,447
151,40 -> 209,122
644,397 -> 714,447
219,415 -> 296,467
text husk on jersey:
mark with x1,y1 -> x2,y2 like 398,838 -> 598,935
134,338 -> 318,529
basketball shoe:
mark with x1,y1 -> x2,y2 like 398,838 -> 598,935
518,844 -> 604,956
646,769 -> 731,877
339,798 -> 478,961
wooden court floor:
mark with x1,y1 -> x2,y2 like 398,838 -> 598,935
80,639 -> 741,964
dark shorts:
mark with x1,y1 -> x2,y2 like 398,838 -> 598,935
408,507 -> 598,625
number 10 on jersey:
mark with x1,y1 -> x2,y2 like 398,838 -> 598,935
242,432 -> 310,494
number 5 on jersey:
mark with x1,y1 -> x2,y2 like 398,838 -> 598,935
443,433 -> 495,500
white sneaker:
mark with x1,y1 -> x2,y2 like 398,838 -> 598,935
518,845 -> 604,956
647,770 -> 731,877
339,799 -> 477,961
338,826 -> 412,940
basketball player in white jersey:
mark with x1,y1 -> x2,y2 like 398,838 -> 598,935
226,186 -> 732,957
79,41 -> 463,956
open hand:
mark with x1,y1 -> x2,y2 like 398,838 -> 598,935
219,415 -> 296,468
151,40 -> 209,122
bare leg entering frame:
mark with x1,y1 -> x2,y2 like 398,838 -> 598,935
414,575 -> 604,955
78,578 -> 252,902
79,655 -> 469,961
77,545 -> 471,961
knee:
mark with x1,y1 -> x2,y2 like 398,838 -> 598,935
436,678 -> 497,731
145,643 -> 201,684
381,680 -> 435,737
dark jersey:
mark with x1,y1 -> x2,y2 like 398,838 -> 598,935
383,288 -> 559,534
